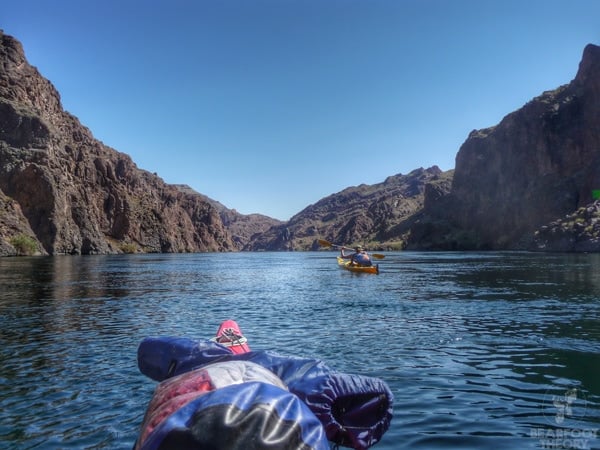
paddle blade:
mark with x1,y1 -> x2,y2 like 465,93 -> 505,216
318,239 -> 333,247
372,254 -> 385,259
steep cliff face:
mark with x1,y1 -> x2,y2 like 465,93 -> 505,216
447,44 -> 600,249
246,167 -> 453,251
0,31 -> 237,255
173,184 -> 282,249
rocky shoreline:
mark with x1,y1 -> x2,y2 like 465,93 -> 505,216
533,201 -> 600,252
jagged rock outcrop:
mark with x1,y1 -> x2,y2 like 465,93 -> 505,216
173,185 -> 282,249
0,31 -> 240,255
245,167 -> 453,251
533,200 -> 600,252
414,43 -> 600,250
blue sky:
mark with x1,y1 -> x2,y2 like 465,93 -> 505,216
2,1 -> 599,220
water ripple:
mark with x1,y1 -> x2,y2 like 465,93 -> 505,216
1,252 -> 600,449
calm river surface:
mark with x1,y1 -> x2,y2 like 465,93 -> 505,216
1,251 -> 600,449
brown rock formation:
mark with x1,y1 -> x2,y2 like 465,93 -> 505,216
0,31 -> 238,255
432,43 -> 600,250
533,201 -> 600,252
0,187 -> 41,255
245,167 -> 452,251
5,28 -> 598,255
173,185 -> 282,250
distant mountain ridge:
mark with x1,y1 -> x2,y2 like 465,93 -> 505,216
245,167 -> 453,251
172,184 -> 282,249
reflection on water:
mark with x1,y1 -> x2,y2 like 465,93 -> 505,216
0,252 -> 599,449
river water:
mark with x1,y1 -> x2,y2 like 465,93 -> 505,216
0,251 -> 599,449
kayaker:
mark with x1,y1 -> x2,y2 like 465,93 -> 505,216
340,245 -> 372,266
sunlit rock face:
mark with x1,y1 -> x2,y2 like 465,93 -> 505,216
244,166 -> 451,251
447,44 -> 600,250
0,31 -> 241,255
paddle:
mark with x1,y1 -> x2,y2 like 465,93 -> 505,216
318,239 -> 385,259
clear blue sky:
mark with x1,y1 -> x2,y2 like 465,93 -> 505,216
3,1 -> 599,220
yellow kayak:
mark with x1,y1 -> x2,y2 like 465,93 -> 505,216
337,257 -> 379,274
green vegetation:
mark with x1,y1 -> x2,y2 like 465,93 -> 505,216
10,234 -> 38,256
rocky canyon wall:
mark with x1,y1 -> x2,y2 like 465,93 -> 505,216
0,31 -> 237,255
